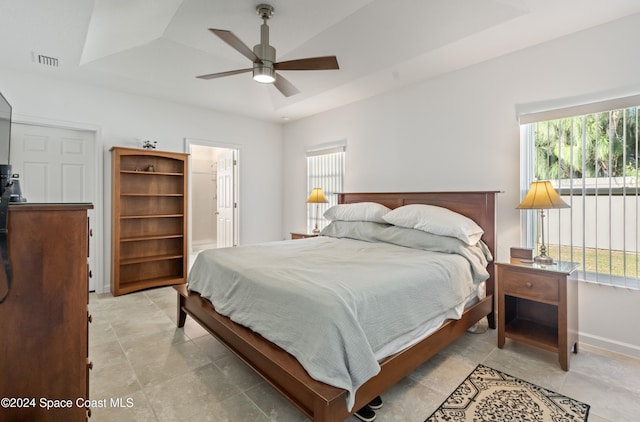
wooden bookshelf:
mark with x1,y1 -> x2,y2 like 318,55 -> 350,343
111,147 -> 188,296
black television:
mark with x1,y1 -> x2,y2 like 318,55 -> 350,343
0,91 -> 17,200
0,91 -> 10,305
0,91 -> 10,166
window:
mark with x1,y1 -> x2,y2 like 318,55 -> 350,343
520,96 -> 640,289
306,143 -> 345,233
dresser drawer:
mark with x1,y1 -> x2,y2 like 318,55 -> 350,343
500,267 -> 559,303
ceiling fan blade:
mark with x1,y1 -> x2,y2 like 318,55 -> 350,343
273,73 -> 300,97
196,68 -> 252,80
209,29 -> 262,64
274,56 -> 339,71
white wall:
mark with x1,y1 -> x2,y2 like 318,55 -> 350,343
0,68 -> 283,294
283,13 -> 640,358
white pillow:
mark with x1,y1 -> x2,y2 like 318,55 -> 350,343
382,204 -> 483,245
323,202 -> 391,223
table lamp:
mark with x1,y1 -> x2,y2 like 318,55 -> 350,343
517,181 -> 569,264
306,187 -> 328,234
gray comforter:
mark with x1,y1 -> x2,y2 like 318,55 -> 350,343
187,222 -> 492,411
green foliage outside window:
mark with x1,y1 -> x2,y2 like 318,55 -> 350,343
533,108 -> 638,181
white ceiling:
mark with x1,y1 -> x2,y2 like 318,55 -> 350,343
1,0 -> 640,122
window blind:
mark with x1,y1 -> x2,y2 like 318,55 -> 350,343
520,101 -> 640,290
306,142 -> 345,233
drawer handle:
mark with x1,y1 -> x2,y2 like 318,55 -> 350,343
525,282 -> 533,288
87,360 -> 93,370
88,313 -> 93,323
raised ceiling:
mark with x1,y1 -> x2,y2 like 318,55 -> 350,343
1,0 -> 639,122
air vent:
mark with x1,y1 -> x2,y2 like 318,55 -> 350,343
32,52 -> 59,67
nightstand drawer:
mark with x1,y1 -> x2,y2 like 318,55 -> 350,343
501,268 -> 559,303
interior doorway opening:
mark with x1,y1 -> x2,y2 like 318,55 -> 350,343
186,140 -> 239,263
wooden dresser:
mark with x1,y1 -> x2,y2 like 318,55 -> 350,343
0,204 -> 93,421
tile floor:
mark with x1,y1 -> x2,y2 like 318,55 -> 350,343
89,286 -> 640,421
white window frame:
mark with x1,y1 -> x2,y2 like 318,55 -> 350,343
306,141 -> 346,233
519,95 -> 640,290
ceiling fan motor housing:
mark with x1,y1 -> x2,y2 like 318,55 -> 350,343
252,14 -> 276,83
252,43 -> 275,83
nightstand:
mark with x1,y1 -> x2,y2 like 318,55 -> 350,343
290,232 -> 319,240
496,259 -> 579,370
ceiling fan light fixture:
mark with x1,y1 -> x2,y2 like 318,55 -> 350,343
253,65 -> 275,84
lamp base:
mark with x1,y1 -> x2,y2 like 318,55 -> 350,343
533,254 -> 554,264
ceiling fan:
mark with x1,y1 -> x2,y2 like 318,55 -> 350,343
196,3 -> 339,97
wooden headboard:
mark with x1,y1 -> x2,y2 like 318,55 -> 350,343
337,191 -> 498,316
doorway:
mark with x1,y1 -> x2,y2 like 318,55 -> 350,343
186,140 -> 239,262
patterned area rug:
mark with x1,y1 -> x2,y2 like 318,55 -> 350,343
425,364 -> 590,421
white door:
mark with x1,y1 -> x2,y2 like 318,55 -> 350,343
10,123 -> 97,290
191,145 -> 217,247
216,149 -> 236,248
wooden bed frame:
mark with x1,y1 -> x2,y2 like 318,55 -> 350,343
174,191 -> 497,421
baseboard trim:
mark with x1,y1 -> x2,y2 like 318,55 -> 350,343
580,332 -> 640,360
